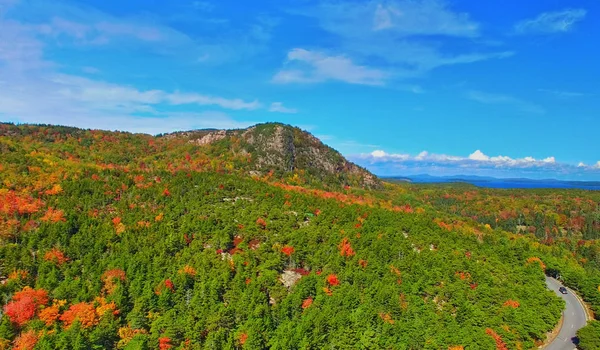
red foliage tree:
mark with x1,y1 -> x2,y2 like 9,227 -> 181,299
4,297 -> 36,326
159,337 -> 173,350
281,245 -> 295,256
4,287 -> 49,326
164,279 -> 175,292
326,274 -> 340,286
256,217 -> 267,229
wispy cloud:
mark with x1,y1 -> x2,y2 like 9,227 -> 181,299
273,48 -> 388,86
538,89 -> 592,98
466,90 -> 545,114
0,0 -> 291,133
514,9 -> 587,35
313,0 -> 480,38
269,102 -> 298,114
283,1 -> 513,85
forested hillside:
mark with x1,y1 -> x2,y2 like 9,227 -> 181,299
0,123 -> 598,349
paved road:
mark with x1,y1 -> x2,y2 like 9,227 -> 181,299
544,276 -> 588,350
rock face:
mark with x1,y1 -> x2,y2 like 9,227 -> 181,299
176,123 -> 381,189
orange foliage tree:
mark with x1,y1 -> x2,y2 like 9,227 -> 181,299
301,297 -> 313,310
525,257 -> 546,270
13,330 -> 38,350
338,237 -> 355,257
502,300 -> 520,308
40,207 -> 66,223
39,304 -> 61,326
102,269 -> 127,295
485,328 -> 508,350
43,248 -> 69,265
60,302 -> 98,329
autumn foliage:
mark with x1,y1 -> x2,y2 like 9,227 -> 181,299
44,248 -> 69,265
238,333 -> 248,345
159,337 -> 173,350
39,304 -> 61,326
256,217 -> 267,229
13,330 -> 39,350
102,269 -> 127,295
3,287 -> 49,326
503,300 -> 520,308
485,328 -> 508,350
526,257 -> 546,270
179,265 -> 197,277
301,297 -> 313,309
326,274 -> 340,286
60,302 -> 98,329
338,237 -> 355,257
281,245 -> 295,256
40,207 -> 66,223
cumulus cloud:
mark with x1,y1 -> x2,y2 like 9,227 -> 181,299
514,9 -> 587,35
357,149 -> 570,169
269,102 -> 298,114
371,150 -> 387,158
273,48 -> 388,86
469,150 -> 489,161
351,149 -> 600,178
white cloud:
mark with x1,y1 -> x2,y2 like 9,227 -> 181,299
594,162 -> 600,169
371,150 -> 387,158
357,149 -> 568,171
469,150 -> 489,161
269,102 -> 298,114
515,9 -> 587,35
0,7 -> 264,134
466,90 -> 545,114
578,162 -> 586,167
273,48 -> 387,86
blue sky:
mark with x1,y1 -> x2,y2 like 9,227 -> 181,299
1,0 -> 599,180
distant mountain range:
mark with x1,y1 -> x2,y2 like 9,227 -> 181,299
384,174 -> 600,190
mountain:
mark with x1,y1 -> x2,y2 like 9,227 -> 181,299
166,123 -> 381,189
0,122 -> 380,190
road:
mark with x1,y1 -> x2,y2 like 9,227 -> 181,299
544,276 -> 588,350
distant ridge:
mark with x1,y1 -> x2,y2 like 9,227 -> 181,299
384,174 -> 600,190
